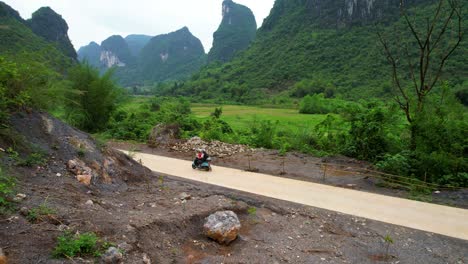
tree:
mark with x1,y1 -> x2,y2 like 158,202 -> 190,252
377,0 -> 463,149
65,63 -> 121,132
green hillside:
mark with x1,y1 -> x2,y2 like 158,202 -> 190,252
0,2 -> 73,71
138,27 -> 206,83
172,0 -> 466,102
125,34 -> 152,56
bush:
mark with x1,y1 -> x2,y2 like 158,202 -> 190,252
376,152 -> 411,176
437,173 -> 468,188
299,94 -> 330,114
343,103 -> 394,162
53,232 -> 105,258
249,120 -> 277,148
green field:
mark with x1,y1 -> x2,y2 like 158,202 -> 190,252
191,104 -> 330,133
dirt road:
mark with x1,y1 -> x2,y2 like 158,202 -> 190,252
124,150 -> 468,241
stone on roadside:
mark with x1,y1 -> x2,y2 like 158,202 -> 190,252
85,200 -> 94,206
102,247 -> 123,264
179,192 -> 191,200
203,211 -> 241,245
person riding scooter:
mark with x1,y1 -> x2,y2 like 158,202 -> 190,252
192,149 -> 211,170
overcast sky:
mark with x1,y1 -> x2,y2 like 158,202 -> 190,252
5,0 -> 275,53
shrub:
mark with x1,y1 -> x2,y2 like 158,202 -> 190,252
249,120 -> 277,148
53,232 -> 104,258
376,152 -> 411,176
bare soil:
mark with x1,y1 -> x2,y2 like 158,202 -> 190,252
0,113 -> 467,263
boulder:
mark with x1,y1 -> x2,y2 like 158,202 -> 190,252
148,123 -> 180,148
102,247 -> 123,264
203,211 -> 241,245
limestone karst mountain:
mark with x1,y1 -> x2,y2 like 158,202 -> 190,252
208,0 -> 257,63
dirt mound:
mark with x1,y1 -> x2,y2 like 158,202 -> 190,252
4,111 -> 150,187
171,137 -> 252,157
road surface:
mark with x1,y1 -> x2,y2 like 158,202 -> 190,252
122,150 -> 468,240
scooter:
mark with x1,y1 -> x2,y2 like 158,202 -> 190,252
192,157 -> 212,171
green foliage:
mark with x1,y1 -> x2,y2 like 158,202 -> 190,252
376,152 -> 411,177
291,78 -> 335,98
26,202 -> 56,223
343,103 -> 398,162
211,107 -> 223,119
249,119 -> 278,148
53,232 -> 102,258
0,167 -> 16,215
65,63 -> 121,132
106,97 -> 201,142
0,56 -> 65,125
247,206 -> 257,216
299,94 -> 347,114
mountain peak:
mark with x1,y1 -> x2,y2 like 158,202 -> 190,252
208,0 -> 257,62
0,1 -> 24,21
27,6 -> 77,60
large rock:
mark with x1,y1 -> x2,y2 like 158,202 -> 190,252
203,211 -> 241,245
147,123 -> 180,148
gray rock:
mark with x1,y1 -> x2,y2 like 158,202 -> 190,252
203,210 -> 241,245
102,247 -> 123,264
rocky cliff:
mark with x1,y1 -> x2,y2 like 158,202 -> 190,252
208,0 -> 257,62
27,7 -> 77,60
100,35 -> 133,68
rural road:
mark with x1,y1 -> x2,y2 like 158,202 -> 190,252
122,150 -> 468,241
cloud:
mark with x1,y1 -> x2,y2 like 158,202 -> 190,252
3,0 -> 275,52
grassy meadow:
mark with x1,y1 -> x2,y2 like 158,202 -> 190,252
191,104 -> 330,133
